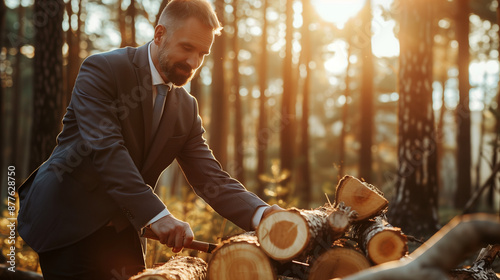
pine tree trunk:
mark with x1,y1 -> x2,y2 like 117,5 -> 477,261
30,0 -> 65,171
209,0 -> 228,168
387,0 -> 439,237
256,0 -> 269,199
358,0 -> 374,183
280,0 -> 296,177
455,0 -> 472,209
232,0 -> 244,184
295,0 -> 312,208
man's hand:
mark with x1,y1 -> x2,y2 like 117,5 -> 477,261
150,214 -> 194,253
262,204 -> 285,220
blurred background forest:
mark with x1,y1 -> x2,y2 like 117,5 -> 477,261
1,0 -> 500,271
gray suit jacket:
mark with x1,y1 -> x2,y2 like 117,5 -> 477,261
18,43 -> 268,253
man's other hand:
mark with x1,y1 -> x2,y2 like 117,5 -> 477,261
262,204 -> 285,220
150,214 -> 194,253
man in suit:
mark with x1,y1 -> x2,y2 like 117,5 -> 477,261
18,0 -> 281,279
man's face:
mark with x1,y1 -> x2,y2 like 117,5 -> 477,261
156,17 -> 214,86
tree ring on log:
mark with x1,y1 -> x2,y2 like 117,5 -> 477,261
208,236 -> 276,280
257,211 -> 309,261
308,247 -> 371,280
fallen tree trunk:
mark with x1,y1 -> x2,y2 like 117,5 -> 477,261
257,208 -> 330,262
351,215 -> 408,265
449,244 -> 500,280
335,176 -> 388,221
130,256 -> 207,280
208,234 -> 276,280
308,246 -> 371,280
332,214 -> 500,280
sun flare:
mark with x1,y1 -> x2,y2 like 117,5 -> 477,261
311,0 -> 366,28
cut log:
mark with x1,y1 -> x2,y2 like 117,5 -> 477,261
308,246 -> 371,280
335,214 -> 500,280
207,234 -> 276,280
327,202 -> 358,240
351,215 -> 408,265
449,244 -> 500,280
335,175 -> 388,221
257,208 -> 330,262
130,256 -> 207,280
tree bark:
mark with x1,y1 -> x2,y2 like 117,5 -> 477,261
358,0 -> 374,183
11,3 -> 24,175
449,244 -> 500,280
30,0 -> 65,171
131,256 -> 207,280
209,0 -> 228,168
454,0 -> 472,209
387,0 -> 439,237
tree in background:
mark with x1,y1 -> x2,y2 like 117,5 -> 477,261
210,0 -> 229,167
280,0 -> 296,183
232,0 -> 245,184
30,0 -> 65,171
0,0 -> 5,204
295,0 -> 313,208
256,0 -> 269,198
388,0 -> 439,237
358,0 -> 374,183
454,0 -> 472,209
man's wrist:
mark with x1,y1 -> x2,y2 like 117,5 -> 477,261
147,208 -> 171,226
251,206 -> 269,229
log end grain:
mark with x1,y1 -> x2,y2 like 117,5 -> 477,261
257,210 -> 310,261
366,229 -> 408,265
308,247 -> 371,280
335,176 -> 388,221
208,235 -> 276,280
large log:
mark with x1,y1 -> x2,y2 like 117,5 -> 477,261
130,256 -> 207,280
207,234 -> 276,280
332,214 -> 500,280
351,215 -> 408,265
308,246 -> 371,280
257,208 -> 330,262
335,176 -> 388,221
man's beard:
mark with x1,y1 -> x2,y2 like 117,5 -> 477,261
160,58 -> 195,87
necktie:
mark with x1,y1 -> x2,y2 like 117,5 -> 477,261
151,84 -> 168,138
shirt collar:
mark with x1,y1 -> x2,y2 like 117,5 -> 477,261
148,42 -> 173,90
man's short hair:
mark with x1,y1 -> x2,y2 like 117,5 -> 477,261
158,0 -> 223,36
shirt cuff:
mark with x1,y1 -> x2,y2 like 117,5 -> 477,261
252,206 -> 269,229
147,208 -> 171,226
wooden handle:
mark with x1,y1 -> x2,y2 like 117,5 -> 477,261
141,227 -> 217,253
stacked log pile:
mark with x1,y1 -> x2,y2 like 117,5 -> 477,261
130,175 -> 500,280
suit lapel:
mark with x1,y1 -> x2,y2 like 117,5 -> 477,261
131,43 -> 154,159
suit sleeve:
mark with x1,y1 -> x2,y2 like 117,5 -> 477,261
72,54 -> 166,230
176,98 -> 269,231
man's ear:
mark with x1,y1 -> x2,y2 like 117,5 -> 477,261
153,25 -> 167,45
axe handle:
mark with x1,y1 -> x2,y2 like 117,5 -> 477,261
141,227 -> 217,253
